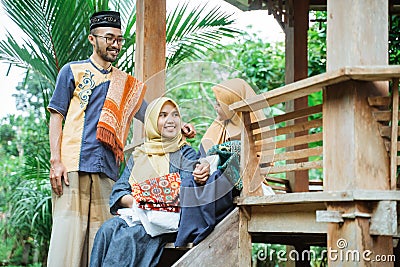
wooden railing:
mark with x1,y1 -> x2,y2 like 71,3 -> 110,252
257,103 -> 323,193
231,66 -> 400,197
368,79 -> 400,190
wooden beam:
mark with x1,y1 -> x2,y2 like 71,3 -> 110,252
327,202 -> 394,266
236,190 -> 400,206
390,79 -> 399,189
251,105 -> 322,130
266,146 -> 323,162
368,95 -> 391,107
324,80 -> 389,191
135,0 -> 166,96
285,0 -> 310,193
254,118 -> 322,141
258,132 -> 322,150
378,125 -> 400,138
373,110 -> 397,122
249,205 -> 327,234
133,0 -> 166,143
263,160 -> 322,174
230,68 -> 348,111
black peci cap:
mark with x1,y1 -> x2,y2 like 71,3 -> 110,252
90,11 -> 121,30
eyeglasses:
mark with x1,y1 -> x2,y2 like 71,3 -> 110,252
92,35 -> 125,45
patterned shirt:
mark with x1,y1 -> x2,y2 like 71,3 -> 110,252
48,58 -> 146,181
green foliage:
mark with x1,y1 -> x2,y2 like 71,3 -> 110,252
0,112 -> 50,265
0,147 -> 21,213
389,15 -> 400,65
164,31 -> 288,149
306,12 -> 327,181
308,12 -> 327,77
202,31 -> 286,92
0,225 -> 17,265
120,1 -> 241,73
0,112 -> 49,159
13,71 -> 52,119
5,179 -> 51,266
0,117 -> 18,157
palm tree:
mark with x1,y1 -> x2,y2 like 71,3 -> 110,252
0,0 -> 240,264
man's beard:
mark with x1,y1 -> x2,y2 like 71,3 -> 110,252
96,46 -> 119,63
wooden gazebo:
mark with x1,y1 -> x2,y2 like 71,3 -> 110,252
133,1 -> 400,266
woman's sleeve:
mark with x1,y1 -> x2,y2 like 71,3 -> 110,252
173,145 -> 199,181
133,100 -> 147,123
109,156 -> 134,214
198,143 -> 207,158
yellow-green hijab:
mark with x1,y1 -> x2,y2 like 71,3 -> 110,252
129,97 -> 188,184
201,78 -> 266,152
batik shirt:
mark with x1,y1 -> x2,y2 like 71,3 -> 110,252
48,57 -> 146,181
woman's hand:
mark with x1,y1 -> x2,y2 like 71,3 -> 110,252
119,194 -> 135,208
181,123 -> 196,139
192,161 -> 210,185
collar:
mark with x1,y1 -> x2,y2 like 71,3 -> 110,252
90,56 -> 112,73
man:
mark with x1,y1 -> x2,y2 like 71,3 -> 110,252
47,11 -> 194,267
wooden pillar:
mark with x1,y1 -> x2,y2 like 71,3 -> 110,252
133,0 -> 166,142
241,112 -> 263,197
324,1 -> 392,265
285,0 -> 310,193
239,111 -> 262,266
238,208 -> 252,267
284,2 -> 311,264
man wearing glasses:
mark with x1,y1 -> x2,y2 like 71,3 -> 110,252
47,11 -> 194,267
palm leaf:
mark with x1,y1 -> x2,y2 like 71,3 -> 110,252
166,1 -> 241,68
0,0 -> 95,84
118,1 -> 241,72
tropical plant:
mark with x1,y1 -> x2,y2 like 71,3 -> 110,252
0,107 -> 50,265
5,178 -> 51,265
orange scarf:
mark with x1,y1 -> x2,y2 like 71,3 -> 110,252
97,67 -> 146,162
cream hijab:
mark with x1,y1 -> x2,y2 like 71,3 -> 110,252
201,78 -> 266,152
129,97 -> 187,184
